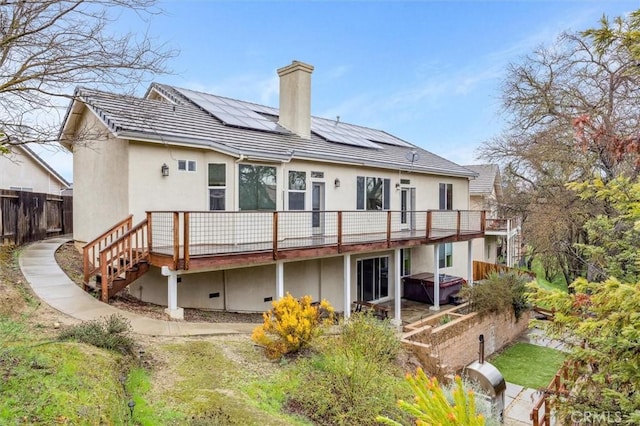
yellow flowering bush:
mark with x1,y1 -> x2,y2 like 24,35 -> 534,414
377,368 -> 486,426
251,293 -> 334,359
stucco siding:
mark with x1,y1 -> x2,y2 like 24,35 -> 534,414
72,110 -> 129,243
0,146 -> 67,194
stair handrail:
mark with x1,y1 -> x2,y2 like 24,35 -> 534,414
83,215 -> 133,285
98,218 -> 150,302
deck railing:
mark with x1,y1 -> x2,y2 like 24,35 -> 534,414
147,209 -> 485,269
83,214 -> 133,286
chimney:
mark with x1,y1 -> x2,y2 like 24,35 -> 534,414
277,60 -> 314,139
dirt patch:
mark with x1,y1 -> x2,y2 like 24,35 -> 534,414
55,242 -> 263,324
0,245 -> 76,335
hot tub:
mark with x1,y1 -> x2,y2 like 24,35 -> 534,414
403,272 -> 466,305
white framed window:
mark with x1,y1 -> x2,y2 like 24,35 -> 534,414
439,243 -> 453,268
238,164 -> 277,211
178,160 -> 197,172
208,163 -> 226,211
439,183 -> 453,210
356,176 -> 391,210
400,248 -> 411,277
288,170 -> 306,210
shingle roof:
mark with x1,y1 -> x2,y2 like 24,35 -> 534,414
64,83 -> 477,179
464,164 -> 501,196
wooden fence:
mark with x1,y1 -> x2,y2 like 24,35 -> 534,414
473,260 -> 536,281
0,189 -> 73,245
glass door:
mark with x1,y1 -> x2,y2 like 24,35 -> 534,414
401,188 -> 416,230
357,257 -> 389,302
312,182 -> 325,235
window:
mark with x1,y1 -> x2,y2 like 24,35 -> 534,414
178,160 -> 197,172
357,256 -> 389,301
288,171 -> 306,210
208,163 -> 226,211
356,176 -> 391,210
310,171 -> 324,179
438,243 -> 453,268
439,183 -> 453,210
239,164 -> 277,210
400,248 -> 411,277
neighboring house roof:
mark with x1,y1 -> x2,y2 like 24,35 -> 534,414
464,164 -> 502,199
60,84 -> 478,179
3,142 -> 71,189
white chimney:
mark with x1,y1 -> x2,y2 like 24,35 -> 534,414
277,60 -> 314,139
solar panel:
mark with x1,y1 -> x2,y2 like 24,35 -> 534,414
310,117 -> 413,149
174,87 -> 289,134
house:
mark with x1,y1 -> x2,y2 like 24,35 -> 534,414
0,143 -> 70,194
465,164 -> 521,267
59,60 -> 486,323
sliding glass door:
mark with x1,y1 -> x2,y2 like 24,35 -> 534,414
357,257 -> 389,302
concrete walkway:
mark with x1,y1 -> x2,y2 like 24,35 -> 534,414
18,237 -> 255,336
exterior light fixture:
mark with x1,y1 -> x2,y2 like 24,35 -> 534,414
334,178 -> 340,188
128,400 -> 136,417
161,163 -> 169,177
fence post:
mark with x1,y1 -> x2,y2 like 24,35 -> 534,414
172,212 -> 179,269
386,211 -> 392,247
337,211 -> 342,253
273,212 -> 278,260
426,211 -> 432,240
183,212 -> 190,270
146,212 -> 153,252
456,210 -> 461,239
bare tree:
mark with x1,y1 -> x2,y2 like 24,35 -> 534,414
480,13 -> 640,282
0,0 -> 176,152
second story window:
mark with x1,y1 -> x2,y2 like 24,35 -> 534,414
178,160 -> 197,172
357,176 -> 390,210
439,183 -> 453,210
208,163 -> 226,211
239,164 -> 277,211
288,171 -> 306,210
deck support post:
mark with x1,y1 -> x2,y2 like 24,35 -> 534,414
467,240 -> 474,286
275,260 -> 284,299
393,248 -> 402,326
430,244 -> 440,311
162,266 -> 183,320
343,253 -> 351,319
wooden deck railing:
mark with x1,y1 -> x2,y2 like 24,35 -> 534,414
82,215 -> 133,288
98,218 -> 150,302
146,209 -> 486,270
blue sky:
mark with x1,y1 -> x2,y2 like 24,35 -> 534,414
40,0 -> 639,182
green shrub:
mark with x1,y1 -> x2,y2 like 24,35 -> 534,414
251,293 -> 334,359
459,271 -> 530,320
58,314 -> 135,354
285,313 -> 409,425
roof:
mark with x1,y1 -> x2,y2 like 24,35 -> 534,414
7,142 -> 71,188
464,164 -> 502,198
60,83 -> 478,179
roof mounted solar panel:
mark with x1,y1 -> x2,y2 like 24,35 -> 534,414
311,118 -> 383,149
174,87 -> 289,134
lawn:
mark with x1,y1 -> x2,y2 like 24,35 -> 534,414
489,342 -> 566,390
530,258 -> 568,293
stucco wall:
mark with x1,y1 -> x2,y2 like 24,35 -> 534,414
72,110 -> 129,243
0,145 -> 67,195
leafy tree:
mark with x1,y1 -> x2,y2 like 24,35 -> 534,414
0,0 -> 175,150
569,177 -> 640,283
480,11 -> 640,282
529,278 -> 640,424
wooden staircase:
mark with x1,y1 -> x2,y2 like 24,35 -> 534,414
83,215 -> 151,302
